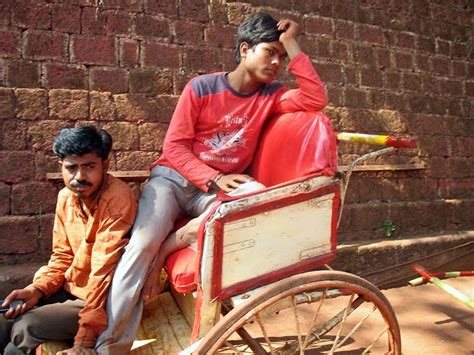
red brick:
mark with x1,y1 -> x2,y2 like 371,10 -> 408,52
226,3 -> 253,26
0,151 -> 35,182
44,63 -> 88,89
144,0 -> 178,17
396,32 -> 415,49
394,52 -> 413,70
415,54 -> 431,72
208,0 -> 227,24
0,216 -> 39,253
15,89 -> 48,120
100,0 -> 143,12
35,152 -> 60,181
24,30 -> 68,61
0,29 -> 21,57
306,16 -> 333,36
429,156 -> 448,178
114,93 -> 159,122
326,86 -> 343,107
344,87 -> 368,108
448,157 -> 469,178
182,47 -> 222,72
331,41 -> 349,62
90,91 -> 117,121
431,57 -> 450,76
81,6 -> 106,35
222,49 -> 236,71
384,71 -> 401,90
115,151 -> 157,170
142,42 -> 180,69
175,20 -> 204,45
0,183 -> 10,215
179,0 -> 208,22
315,37 -> 331,59
384,92 -> 405,111
361,68 -> 383,87
102,122 -> 139,150
49,89 -> 89,120
38,213 -> 55,257
52,4 -> 81,33
71,35 -> 116,66
106,10 -> 131,35
138,123 -> 167,151
6,60 -> 40,88
436,38 -> 450,56
417,36 -> 435,53
12,1 -> 51,29
1,121 -> 28,151
27,120 -> 72,151
11,182 -> 57,215
402,73 -> 422,92
0,88 -> 14,120
119,39 -> 139,68
135,14 -> 170,38
129,68 -> 173,95
335,20 -> 355,40
90,67 -> 128,93
353,44 -> 375,65
452,60 -> 467,77
356,24 -> 385,44
440,78 -> 463,96
204,24 -> 235,49
451,42 -> 468,59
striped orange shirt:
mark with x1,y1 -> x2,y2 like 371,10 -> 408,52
32,174 -> 137,347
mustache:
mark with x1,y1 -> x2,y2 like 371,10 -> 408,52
70,180 -> 92,188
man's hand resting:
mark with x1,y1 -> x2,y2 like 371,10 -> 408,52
215,174 -> 254,192
57,345 -> 97,355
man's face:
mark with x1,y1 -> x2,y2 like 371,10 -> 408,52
60,152 -> 108,204
241,41 -> 287,83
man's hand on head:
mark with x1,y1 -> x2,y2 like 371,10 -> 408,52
56,346 -> 97,355
215,174 -> 254,193
277,19 -> 302,59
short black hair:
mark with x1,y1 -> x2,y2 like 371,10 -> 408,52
234,12 -> 282,63
53,125 -> 112,161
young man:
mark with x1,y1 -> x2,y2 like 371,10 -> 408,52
0,126 -> 137,355
96,12 -> 328,354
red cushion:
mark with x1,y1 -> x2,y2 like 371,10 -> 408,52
165,246 -> 198,293
251,111 -> 337,186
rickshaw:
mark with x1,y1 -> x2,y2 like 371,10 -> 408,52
41,110 -> 416,354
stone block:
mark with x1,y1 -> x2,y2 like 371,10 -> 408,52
0,28 -> 21,57
44,63 -> 88,90
134,14 -> 170,38
0,215 -> 39,254
0,88 -> 15,120
11,181 -> 57,215
49,89 -> 89,120
71,35 -> 116,66
90,67 -> 128,94
90,91 -> 117,121
24,30 -> 68,61
0,183 -> 10,215
1,120 -> 28,150
51,3 -> 81,33
129,68 -> 173,95
102,122 -> 139,150
15,88 -> 48,120
0,151 -> 35,182
138,123 -> 167,151
27,120 -> 72,151
119,38 -> 139,68
142,41 -> 180,69
175,20 -> 204,45
6,60 -> 41,88
12,1 -> 50,29
114,93 -> 159,122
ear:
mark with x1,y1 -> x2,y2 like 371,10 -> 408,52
58,160 -> 63,169
239,42 -> 250,59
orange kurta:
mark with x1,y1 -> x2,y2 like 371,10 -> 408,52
32,174 -> 137,347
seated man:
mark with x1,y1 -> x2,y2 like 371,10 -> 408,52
0,126 -> 137,354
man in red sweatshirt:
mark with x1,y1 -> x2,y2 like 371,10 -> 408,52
96,12 -> 328,354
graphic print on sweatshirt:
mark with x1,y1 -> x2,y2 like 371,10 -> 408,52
200,113 -> 252,164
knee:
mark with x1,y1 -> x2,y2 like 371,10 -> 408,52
9,314 -> 41,351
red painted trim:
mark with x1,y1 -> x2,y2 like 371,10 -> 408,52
210,183 -> 340,300
386,136 -> 417,148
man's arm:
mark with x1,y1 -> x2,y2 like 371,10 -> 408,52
72,192 -> 137,348
274,19 -> 328,114
162,83 -> 221,191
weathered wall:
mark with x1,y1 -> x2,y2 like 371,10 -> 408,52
0,0 -> 472,269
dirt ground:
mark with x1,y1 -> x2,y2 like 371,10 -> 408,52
384,277 -> 473,354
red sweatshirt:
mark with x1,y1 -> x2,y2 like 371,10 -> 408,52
153,52 -> 328,191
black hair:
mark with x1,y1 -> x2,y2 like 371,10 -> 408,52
53,125 -> 112,161
234,12 -> 283,63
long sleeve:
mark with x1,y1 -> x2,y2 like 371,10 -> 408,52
162,84 -> 220,191
274,52 -> 328,114
74,190 -> 137,347
32,197 -> 73,297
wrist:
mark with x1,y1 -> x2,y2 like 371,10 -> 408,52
214,173 -> 224,183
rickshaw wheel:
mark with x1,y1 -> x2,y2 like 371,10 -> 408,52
196,270 -> 401,354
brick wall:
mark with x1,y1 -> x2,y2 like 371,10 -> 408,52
0,0 -> 472,268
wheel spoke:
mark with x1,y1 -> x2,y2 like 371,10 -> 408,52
328,293 -> 355,354
290,295 -> 304,354
302,288 -> 327,348
255,313 -> 275,354
333,304 -> 377,350
362,325 -> 389,354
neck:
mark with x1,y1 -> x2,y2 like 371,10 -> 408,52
227,66 -> 261,94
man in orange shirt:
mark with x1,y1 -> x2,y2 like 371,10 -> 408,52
0,126 -> 137,355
